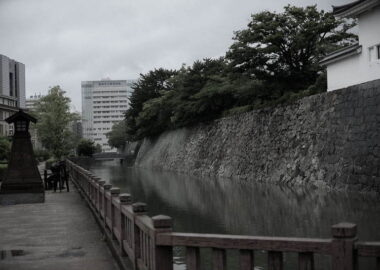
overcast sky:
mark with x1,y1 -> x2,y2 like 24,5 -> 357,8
0,0 -> 348,111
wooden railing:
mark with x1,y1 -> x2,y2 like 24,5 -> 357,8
66,160 -> 380,270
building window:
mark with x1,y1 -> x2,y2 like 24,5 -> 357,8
369,45 -> 380,62
369,46 -> 374,61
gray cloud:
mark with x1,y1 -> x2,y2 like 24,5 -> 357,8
0,0 -> 348,111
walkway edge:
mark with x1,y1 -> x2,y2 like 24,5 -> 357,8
72,179 -> 132,270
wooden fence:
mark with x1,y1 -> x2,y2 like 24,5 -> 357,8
66,159 -> 380,270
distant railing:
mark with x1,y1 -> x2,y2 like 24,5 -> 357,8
66,159 -> 380,270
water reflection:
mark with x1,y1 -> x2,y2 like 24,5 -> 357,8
80,159 -> 380,269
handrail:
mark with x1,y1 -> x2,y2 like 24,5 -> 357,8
356,241 -> 380,257
66,159 -> 380,270
156,232 -> 332,254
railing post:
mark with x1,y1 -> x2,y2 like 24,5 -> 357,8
44,169 -> 48,190
98,180 -> 106,214
110,187 -> 120,239
132,202 -> 147,269
298,252 -> 314,270
331,223 -> 358,270
103,184 -> 112,229
152,215 -> 173,270
239,249 -> 254,270
93,177 -> 101,208
89,174 -> 95,203
86,172 -> 93,197
119,193 -> 132,256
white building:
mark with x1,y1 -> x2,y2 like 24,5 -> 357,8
81,79 -> 135,152
0,54 -> 26,136
321,0 -> 380,91
25,93 -> 44,111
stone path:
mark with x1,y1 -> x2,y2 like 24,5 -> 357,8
0,186 -> 119,270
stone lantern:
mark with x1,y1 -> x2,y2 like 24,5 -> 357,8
0,110 -> 44,205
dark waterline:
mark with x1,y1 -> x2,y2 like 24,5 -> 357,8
79,159 -> 380,270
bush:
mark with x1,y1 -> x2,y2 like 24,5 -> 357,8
77,139 -> 97,157
0,136 -> 11,162
0,163 -> 8,182
34,149 -> 51,162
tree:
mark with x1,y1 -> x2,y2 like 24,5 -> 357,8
169,58 -> 231,127
107,120 -> 127,150
34,86 -> 78,159
77,139 -> 97,157
0,136 -> 11,161
122,5 -> 358,142
226,5 -> 357,93
125,68 -> 177,140
95,143 -> 102,153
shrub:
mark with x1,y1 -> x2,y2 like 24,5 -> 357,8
34,149 -> 51,162
0,163 -> 8,182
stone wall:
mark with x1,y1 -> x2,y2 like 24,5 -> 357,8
135,80 -> 380,192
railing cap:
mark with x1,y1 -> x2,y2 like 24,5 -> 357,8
332,222 -> 357,238
152,215 -> 173,229
120,193 -> 132,203
98,180 -> 106,186
103,184 -> 112,190
132,202 -> 147,213
110,187 -> 120,195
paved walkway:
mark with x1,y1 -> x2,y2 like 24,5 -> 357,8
0,186 -> 119,270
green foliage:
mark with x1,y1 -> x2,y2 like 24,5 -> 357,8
0,163 -> 7,181
77,139 -> 97,157
107,120 -> 127,149
34,149 -> 51,162
34,86 -> 79,159
226,5 -> 357,92
0,136 -> 11,161
123,5 -> 357,141
95,144 -> 102,153
125,68 -> 177,140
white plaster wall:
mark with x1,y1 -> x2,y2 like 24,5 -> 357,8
327,54 -> 362,90
328,5 -> 380,91
359,5 -> 380,48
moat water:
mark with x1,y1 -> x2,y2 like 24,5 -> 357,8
79,159 -> 380,270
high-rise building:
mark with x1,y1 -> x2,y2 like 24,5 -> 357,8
81,79 -> 135,152
0,54 -> 26,136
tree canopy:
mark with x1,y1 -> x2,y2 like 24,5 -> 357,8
77,138 -> 97,157
34,86 -> 79,159
226,5 -> 357,92
107,120 -> 127,150
123,5 -> 357,141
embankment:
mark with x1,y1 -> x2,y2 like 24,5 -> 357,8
135,80 -> 380,192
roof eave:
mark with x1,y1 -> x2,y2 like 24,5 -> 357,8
334,0 -> 380,18
320,45 -> 362,66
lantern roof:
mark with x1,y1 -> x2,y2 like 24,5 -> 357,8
5,109 -> 37,124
